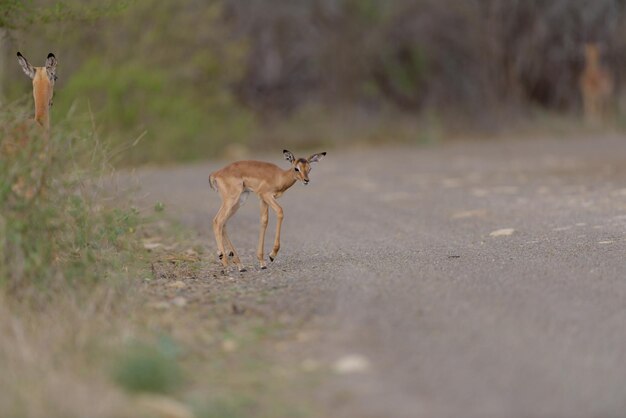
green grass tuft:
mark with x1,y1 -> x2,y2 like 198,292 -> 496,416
113,336 -> 184,395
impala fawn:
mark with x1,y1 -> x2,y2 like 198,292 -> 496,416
209,150 -> 326,271
579,43 -> 612,125
3,52 -> 58,199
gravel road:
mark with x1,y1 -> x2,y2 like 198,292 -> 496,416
133,135 -> 626,418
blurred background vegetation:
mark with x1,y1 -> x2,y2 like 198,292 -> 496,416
2,0 -> 626,165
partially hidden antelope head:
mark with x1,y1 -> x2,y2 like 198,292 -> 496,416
209,149 -> 327,271
17,51 -> 57,131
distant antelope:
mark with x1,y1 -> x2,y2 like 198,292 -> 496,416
209,150 -> 326,271
4,52 -> 58,199
17,51 -> 57,131
579,43 -> 612,124
3,52 -> 57,153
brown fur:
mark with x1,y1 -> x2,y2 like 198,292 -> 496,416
32,68 -> 53,129
579,43 -> 612,125
17,52 -> 57,131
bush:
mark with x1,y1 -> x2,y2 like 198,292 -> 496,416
59,58 -> 254,164
0,101 -> 140,295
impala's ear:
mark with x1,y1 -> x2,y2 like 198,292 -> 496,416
308,152 -> 326,163
45,53 -> 57,81
283,150 -> 295,163
17,52 -> 35,79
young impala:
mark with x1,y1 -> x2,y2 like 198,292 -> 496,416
17,51 -> 58,131
209,150 -> 326,271
579,43 -> 612,125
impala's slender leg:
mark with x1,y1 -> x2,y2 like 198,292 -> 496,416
222,225 -> 236,258
583,95 -> 592,124
222,207 -> 246,272
257,199 -> 269,269
213,194 -> 240,268
213,204 -> 230,268
585,95 -> 597,124
263,194 -> 284,262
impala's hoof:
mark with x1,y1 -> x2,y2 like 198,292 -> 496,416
269,256 -> 274,262
261,265 -> 267,270
238,267 -> 247,273
218,253 -> 224,260
228,251 -> 234,257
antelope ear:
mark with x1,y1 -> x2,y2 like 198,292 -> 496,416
17,52 -> 35,79
45,53 -> 57,81
308,152 -> 326,163
283,149 -> 295,163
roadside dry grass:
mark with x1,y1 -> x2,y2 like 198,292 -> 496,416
0,246 -> 324,418
0,289 -> 137,417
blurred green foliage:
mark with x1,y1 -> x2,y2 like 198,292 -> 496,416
0,0 -> 32,29
0,0 -> 126,29
52,0 -> 254,164
113,336 -> 184,394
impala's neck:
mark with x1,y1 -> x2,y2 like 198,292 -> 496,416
277,168 -> 298,192
32,69 -> 52,130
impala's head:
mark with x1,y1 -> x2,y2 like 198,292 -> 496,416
283,149 -> 326,185
17,52 -> 57,128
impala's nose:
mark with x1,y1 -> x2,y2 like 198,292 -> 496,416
303,179 -> 309,185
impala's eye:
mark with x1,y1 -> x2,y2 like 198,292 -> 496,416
294,167 -> 300,172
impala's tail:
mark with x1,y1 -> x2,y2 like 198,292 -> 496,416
209,173 -> 218,191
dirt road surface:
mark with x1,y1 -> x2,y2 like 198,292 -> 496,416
132,135 -> 626,418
